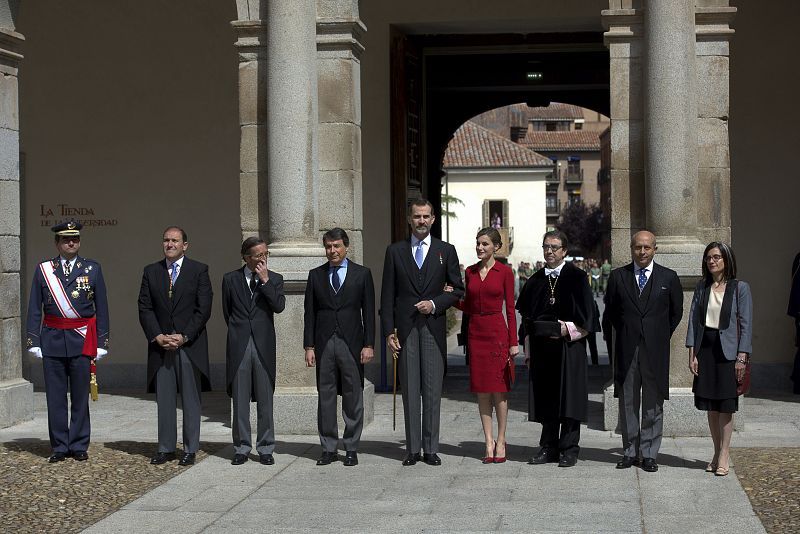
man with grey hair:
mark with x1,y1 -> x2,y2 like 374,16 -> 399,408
604,231 -> 683,472
222,237 -> 285,466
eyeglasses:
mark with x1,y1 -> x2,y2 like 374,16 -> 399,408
542,245 -> 563,252
248,252 -> 269,259
704,254 -> 723,262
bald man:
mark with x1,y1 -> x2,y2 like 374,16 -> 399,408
603,231 -> 683,472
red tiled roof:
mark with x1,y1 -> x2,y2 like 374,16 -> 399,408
519,130 -> 601,151
443,121 -> 553,169
524,102 -> 584,121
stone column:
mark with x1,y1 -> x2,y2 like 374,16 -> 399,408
0,26 -> 33,428
266,0 -> 322,274
643,0 -> 705,262
602,1 -> 737,435
316,0 -> 366,263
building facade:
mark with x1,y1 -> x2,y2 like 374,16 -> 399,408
0,1 -> 797,432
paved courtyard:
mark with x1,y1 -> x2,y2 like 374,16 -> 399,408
2,359 -> 798,533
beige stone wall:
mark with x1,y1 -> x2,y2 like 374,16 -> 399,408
17,1 -> 240,387
729,0 -> 800,373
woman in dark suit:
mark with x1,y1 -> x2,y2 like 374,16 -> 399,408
454,228 -> 518,463
686,242 -> 752,476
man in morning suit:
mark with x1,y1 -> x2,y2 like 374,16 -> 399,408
381,198 -> 464,466
26,220 -> 109,462
304,228 -> 375,467
223,237 -> 285,466
138,226 -> 212,466
603,231 -> 683,472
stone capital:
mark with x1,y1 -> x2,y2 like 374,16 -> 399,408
316,19 -> 367,58
0,27 -> 24,66
695,6 -> 736,42
231,20 -> 268,60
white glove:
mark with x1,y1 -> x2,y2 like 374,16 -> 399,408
28,347 -> 43,359
95,348 -> 108,360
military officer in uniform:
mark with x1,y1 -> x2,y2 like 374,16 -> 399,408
26,220 -> 110,462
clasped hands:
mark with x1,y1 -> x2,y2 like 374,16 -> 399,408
155,333 -> 186,350
305,346 -> 374,367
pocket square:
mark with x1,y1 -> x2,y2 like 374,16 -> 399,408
661,286 -> 667,290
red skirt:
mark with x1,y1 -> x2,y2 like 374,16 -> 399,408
468,313 -> 511,393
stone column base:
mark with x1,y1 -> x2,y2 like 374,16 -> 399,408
243,381 -> 375,435
603,384 -> 743,436
0,378 -> 34,428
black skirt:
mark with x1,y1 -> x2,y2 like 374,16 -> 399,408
692,328 -> 738,413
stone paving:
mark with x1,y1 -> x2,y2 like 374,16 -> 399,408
2,363 -> 798,533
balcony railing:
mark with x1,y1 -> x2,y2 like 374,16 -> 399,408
546,203 -> 560,217
564,168 -> 584,184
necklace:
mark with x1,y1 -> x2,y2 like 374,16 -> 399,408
547,273 -> 559,305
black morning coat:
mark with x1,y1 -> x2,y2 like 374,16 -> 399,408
515,262 -> 596,423
222,267 -> 286,398
380,237 -> 464,368
602,262 -> 683,400
138,257 -> 213,393
303,260 -> 375,389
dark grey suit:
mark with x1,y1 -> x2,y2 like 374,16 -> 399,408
138,257 -> 212,454
604,262 -> 683,461
304,260 -> 375,452
222,267 -> 285,456
380,237 -> 463,454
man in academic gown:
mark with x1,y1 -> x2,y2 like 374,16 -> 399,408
516,230 -> 596,468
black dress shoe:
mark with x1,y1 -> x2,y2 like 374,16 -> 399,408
343,451 -> 358,466
73,451 -> 89,461
558,454 -> 577,468
423,453 -> 441,466
528,449 -> 559,465
402,453 -> 421,466
316,451 -> 338,466
150,452 -> 176,465
616,456 -> 639,469
48,452 -> 67,463
259,454 -> 275,465
231,453 -> 248,465
641,458 -> 658,472
178,452 -> 196,466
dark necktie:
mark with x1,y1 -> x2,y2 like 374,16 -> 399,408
250,274 -> 258,293
332,266 -> 341,293
638,268 -> 648,293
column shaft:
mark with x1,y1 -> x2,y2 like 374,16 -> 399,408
644,0 -> 698,243
267,0 -> 319,247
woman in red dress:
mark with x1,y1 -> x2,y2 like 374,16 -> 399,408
455,228 -> 519,463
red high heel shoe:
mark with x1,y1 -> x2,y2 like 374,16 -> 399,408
482,441 -> 496,464
494,441 -> 507,463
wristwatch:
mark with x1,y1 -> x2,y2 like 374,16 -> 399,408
182,334 -> 189,345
